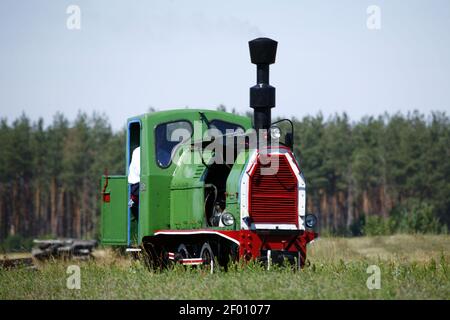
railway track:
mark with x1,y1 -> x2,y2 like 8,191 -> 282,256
0,254 -> 34,269
1,239 -> 98,269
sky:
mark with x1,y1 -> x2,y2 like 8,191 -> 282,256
0,0 -> 449,130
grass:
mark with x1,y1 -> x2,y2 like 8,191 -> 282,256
0,235 -> 449,299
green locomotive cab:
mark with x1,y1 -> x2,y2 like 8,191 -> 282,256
101,38 -> 318,269
101,110 -> 252,245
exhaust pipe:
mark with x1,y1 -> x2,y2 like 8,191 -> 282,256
249,37 -> 278,133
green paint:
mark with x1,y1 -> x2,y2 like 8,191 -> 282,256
101,109 -> 252,246
101,175 -> 128,245
225,150 -> 251,230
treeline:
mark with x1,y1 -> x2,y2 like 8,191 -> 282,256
0,110 -> 449,243
291,111 -> 450,235
0,113 -> 125,242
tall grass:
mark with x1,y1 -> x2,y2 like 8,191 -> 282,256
0,235 -> 449,299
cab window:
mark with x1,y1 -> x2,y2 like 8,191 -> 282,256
155,121 -> 193,168
209,120 -> 244,135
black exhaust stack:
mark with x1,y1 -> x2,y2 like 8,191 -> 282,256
249,37 -> 278,132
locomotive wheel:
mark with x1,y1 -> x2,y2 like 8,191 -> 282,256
177,243 -> 190,259
142,242 -> 163,270
200,242 -> 215,274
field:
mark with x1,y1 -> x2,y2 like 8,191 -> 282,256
0,235 -> 449,300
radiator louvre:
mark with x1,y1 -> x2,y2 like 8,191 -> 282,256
249,154 -> 298,226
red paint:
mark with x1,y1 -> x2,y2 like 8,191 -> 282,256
102,172 -> 110,203
155,229 -> 317,265
103,193 -> 110,203
232,230 -> 316,261
248,154 -> 299,226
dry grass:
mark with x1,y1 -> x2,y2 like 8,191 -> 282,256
308,234 -> 450,263
0,252 -> 32,261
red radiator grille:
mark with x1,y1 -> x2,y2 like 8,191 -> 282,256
249,154 -> 298,226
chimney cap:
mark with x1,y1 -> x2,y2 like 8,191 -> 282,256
249,37 -> 278,65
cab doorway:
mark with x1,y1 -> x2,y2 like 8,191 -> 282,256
127,120 -> 141,246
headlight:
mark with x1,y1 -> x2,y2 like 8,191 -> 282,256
221,213 -> 235,226
305,214 -> 317,229
270,126 -> 281,140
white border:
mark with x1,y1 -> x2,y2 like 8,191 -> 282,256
239,148 -> 306,231
154,230 -> 240,246
253,223 -> 298,230
240,149 -> 258,230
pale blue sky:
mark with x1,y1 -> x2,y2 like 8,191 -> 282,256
1,0 -> 449,129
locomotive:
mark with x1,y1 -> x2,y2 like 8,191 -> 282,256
100,38 -> 318,270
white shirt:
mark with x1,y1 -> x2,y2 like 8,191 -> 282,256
128,147 -> 140,184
